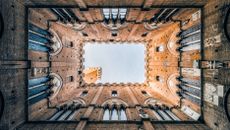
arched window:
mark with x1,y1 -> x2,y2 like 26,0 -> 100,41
145,98 -> 180,121
111,107 -> 119,120
28,23 -> 63,56
28,76 -> 51,105
49,107 -> 79,121
28,23 -> 51,52
102,8 -> 127,24
103,107 -> 110,120
49,99 -> 84,121
120,107 -> 127,120
151,107 -> 180,121
103,105 -> 127,121
28,73 -> 63,105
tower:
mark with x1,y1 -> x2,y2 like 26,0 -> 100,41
83,67 -> 102,83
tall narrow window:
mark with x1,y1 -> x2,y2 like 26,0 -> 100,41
157,110 -> 172,121
49,107 -> 80,121
49,110 -> 65,121
103,107 -> 110,120
102,8 -> 127,23
111,108 -> 119,120
66,109 -> 79,120
111,91 -> 118,97
28,76 -> 50,105
151,108 -> 180,121
120,107 -> 127,120
165,110 -> 180,121
102,105 -> 127,121
111,8 -> 119,21
152,109 -> 163,120
102,8 -> 110,20
57,110 -> 73,120
119,8 -> 127,20
81,91 -> 88,97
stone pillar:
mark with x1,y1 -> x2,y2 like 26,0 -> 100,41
126,86 -> 139,105
75,86 -> 104,129
75,120 -> 87,130
143,120 -> 155,130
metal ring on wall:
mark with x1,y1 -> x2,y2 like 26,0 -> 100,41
224,6 -> 230,42
0,91 -> 4,120
0,12 -> 4,38
224,87 -> 230,122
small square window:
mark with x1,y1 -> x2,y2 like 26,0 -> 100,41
112,91 -> 118,97
141,91 -> 149,97
69,41 -> 74,47
67,76 -> 74,82
156,45 -> 164,52
156,76 -> 164,82
112,32 -> 117,37
141,32 -> 148,37
81,91 -> 88,97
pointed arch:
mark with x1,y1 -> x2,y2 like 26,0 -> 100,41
102,98 -> 128,121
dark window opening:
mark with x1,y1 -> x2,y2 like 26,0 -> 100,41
156,45 -> 164,52
81,91 -> 88,97
156,76 -> 160,81
141,32 -> 148,37
112,91 -> 118,97
112,32 -> 117,37
156,76 -> 164,82
82,32 -> 88,37
67,76 -> 74,82
66,41 -> 74,48
142,91 -> 149,96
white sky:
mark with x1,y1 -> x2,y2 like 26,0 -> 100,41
83,42 -> 145,83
